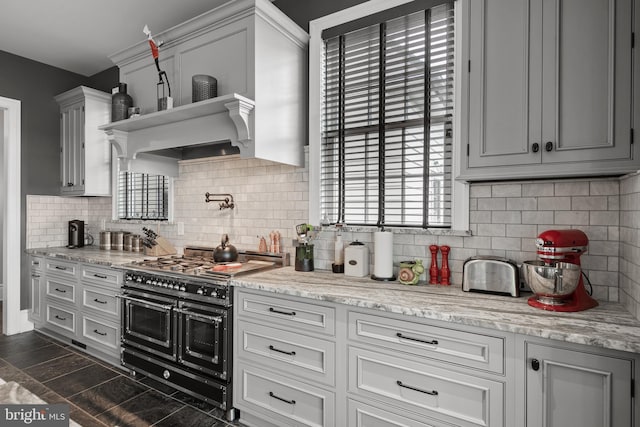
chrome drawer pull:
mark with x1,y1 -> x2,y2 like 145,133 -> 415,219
54,315 -> 67,321
93,329 -> 107,336
269,391 -> 296,405
397,380 -> 438,396
396,332 -> 438,346
93,298 -> 107,304
54,287 -> 67,293
55,266 -> 67,271
93,273 -> 108,279
268,345 -> 296,356
269,307 -> 296,316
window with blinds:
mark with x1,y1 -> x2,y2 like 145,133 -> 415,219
117,171 -> 169,220
321,0 -> 454,228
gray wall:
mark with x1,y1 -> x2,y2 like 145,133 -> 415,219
0,50 -> 116,308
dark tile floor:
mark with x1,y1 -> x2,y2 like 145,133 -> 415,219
0,327 -> 240,426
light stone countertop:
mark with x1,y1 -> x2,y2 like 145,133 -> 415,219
232,266 -> 640,355
26,246 -> 153,266
25,248 -> 640,354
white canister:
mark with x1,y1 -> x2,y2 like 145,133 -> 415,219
373,230 -> 394,280
344,241 -> 369,277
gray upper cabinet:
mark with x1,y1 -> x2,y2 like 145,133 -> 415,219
55,86 -> 112,196
459,0 -> 636,181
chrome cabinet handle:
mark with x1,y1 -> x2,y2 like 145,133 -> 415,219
54,315 -> 67,321
93,273 -> 108,279
396,332 -> 438,346
117,294 -> 174,311
93,329 -> 107,336
269,307 -> 296,316
55,266 -> 67,271
54,287 -> 67,293
269,391 -> 295,405
93,298 -> 107,304
397,380 -> 438,396
268,345 -> 296,356
174,307 -> 222,323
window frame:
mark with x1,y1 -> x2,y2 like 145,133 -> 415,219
309,0 -> 469,231
110,153 -> 175,223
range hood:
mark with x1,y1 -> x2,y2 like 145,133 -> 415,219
99,94 -> 253,176
99,0 -> 309,175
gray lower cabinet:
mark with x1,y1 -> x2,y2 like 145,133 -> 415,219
233,288 -> 640,427
29,256 -> 122,366
28,256 -> 44,323
519,336 -> 635,427
233,289 -> 338,427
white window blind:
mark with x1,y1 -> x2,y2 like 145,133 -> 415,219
321,1 -> 454,228
117,171 -> 169,220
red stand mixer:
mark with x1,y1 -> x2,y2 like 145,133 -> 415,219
526,229 -> 598,312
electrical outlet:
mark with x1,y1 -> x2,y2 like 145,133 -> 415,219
177,222 -> 184,236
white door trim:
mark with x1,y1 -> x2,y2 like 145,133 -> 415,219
1,96 -> 26,335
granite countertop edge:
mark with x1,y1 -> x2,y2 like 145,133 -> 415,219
231,267 -> 640,355
26,248 -> 640,355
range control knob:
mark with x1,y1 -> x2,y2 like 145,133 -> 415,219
210,291 -> 218,298
135,276 -> 143,283
179,285 -> 186,292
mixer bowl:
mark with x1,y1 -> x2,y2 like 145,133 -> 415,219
521,261 -> 581,302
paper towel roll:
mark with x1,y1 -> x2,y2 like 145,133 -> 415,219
374,231 -> 394,279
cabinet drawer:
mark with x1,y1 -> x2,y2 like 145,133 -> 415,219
82,316 -> 120,350
348,399 -> 445,427
349,311 -> 504,373
82,287 -> 119,318
349,347 -> 504,427
237,290 -> 335,336
81,265 -> 121,287
46,304 -> 76,334
30,256 -> 44,270
45,259 -> 77,278
237,365 -> 335,427
238,320 -> 335,386
45,277 -> 76,304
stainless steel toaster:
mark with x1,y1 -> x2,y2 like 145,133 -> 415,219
462,256 -> 520,297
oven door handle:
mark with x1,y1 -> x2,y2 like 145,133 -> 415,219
175,308 -> 222,323
116,294 -> 174,311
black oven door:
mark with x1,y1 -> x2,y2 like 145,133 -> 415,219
176,300 -> 231,381
120,290 -> 177,361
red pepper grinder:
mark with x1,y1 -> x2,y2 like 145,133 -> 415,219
429,245 -> 439,284
440,245 -> 451,286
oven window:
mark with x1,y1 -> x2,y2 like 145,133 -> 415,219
185,315 -> 219,360
130,305 -> 171,343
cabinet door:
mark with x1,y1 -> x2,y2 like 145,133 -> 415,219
463,0 -> 636,180
29,269 -> 43,322
525,342 -> 632,427
467,0 -> 537,168
60,102 -> 85,194
541,0 -> 633,164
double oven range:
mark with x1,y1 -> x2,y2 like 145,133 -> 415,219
118,247 -> 286,421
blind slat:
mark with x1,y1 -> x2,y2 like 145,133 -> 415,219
321,3 -> 454,228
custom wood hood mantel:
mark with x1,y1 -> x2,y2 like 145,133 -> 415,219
99,93 -> 255,160
102,0 -> 308,168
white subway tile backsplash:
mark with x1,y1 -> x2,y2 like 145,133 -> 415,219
555,181 -> 590,196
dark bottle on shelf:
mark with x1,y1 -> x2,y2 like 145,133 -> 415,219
111,82 -> 133,122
